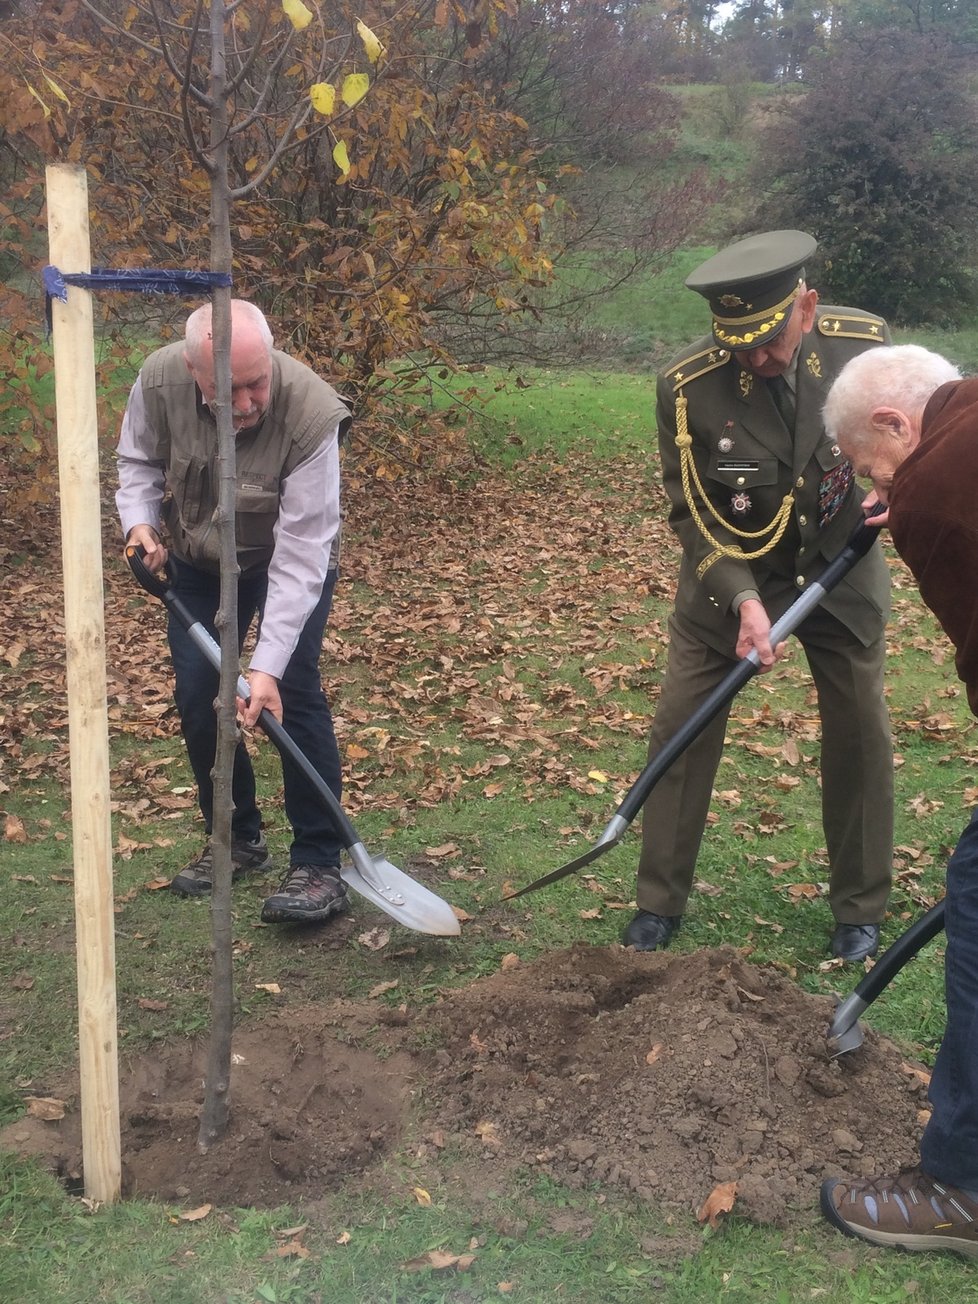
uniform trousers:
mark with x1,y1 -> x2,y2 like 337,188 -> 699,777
637,603 -> 893,923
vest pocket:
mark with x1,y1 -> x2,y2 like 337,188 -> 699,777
166,452 -> 209,525
235,483 -> 279,549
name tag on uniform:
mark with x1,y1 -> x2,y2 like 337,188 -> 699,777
717,460 -> 759,474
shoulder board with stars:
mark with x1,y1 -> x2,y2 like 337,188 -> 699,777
817,313 -> 886,342
665,345 -> 731,391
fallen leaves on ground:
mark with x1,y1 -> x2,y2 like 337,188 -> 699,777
697,1179 -> 738,1228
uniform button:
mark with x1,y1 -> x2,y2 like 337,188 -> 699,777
736,476 -> 745,486
798,546 -> 805,555
798,514 -> 807,526
795,576 -> 805,588
795,476 -> 804,489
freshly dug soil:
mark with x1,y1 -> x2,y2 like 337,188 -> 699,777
2,944 -> 928,1226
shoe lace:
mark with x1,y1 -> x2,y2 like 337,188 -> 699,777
282,863 -> 338,893
186,844 -> 214,876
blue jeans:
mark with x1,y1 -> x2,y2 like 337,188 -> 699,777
166,562 -> 343,867
920,806 -> 978,1189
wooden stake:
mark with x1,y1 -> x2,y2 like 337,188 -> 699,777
45,163 -> 121,1204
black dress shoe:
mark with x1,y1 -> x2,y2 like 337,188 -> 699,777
623,910 -> 681,951
830,923 -> 880,963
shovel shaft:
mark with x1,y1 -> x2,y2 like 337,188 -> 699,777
847,899 -> 945,1007
615,508 -> 885,828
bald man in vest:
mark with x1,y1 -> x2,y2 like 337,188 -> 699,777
117,299 -> 351,926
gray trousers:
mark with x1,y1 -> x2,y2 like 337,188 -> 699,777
637,607 -> 893,923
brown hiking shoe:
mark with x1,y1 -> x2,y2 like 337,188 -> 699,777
169,833 -> 272,897
821,1167 -> 978,1259
260,863 -> 348,924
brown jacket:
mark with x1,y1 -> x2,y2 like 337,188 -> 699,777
889,378 -> 978,717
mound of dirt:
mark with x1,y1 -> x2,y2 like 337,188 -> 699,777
1,945 -> 928,1225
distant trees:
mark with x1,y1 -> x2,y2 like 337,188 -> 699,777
749,26 -> 978,325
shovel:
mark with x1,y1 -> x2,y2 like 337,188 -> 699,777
504,505 -> 887,901
827,900 -> 945,1056
125,545 -> 461,937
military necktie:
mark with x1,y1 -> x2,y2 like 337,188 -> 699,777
767,374 -> 796,430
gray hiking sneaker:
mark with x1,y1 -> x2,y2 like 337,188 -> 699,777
169,833 -> 272,897
260,863 -> 348,924
821,1167 -> 978,1259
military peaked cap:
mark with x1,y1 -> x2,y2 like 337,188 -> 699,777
685,230 -> 817,352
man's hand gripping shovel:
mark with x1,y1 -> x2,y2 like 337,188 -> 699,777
126,545 -> 460,937
504,505 -> 887,902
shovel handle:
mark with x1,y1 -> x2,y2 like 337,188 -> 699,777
615,504 -> 886,828
124,544 -> 362,851
848,899 -> 945,1006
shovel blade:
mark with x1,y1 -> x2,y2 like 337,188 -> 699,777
341,855 -> 461,936
501,839 -> 617,901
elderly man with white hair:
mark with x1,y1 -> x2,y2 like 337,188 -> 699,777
117,298 -> 353,926
820,343 -> 978,1259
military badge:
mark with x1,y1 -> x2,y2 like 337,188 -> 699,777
817,462 -> 854,526
738,371 -> 753,398
719,294 -> 746,308
731,491 -> 751,516
805,351 -> 822,379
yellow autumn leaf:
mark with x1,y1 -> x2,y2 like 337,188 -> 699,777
587,769 -> 609,783
42,74 -> 70,108
24,80 -> 52,119
282,0 -> 313,30
412,1186 -> 432,1206
341,72 -> 370,107
356,18 -> 386,63
332,139 -> 351,176
309,82 -> 335,116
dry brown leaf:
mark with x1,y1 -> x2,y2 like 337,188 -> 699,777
579,908 -> 602,920
11,972 -> 34,990
26,1096 -> 66,1121
425,842 -> 460,858
358,928 -> 391,951
179,1204 -> 212,1221
696,1180 -> 738,1228
474,1120 -> 501,1148
137,997 -> 169,1011
4,814 -> 27,843
369,979 -> 400,998
499,952 -> 520,971
336,1229 -> 352,1244
255,982 -> 282,995
401,1248 -> 476,1273
787,882 -> 820,900
645,1042 -> 665,1065
273,1240 -> 309,1259
452,906 -> 472,922
902,1061 -> 932,1088
412,1186 -> 432,1206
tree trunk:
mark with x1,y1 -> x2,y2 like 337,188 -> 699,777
198,0 -> 237,1153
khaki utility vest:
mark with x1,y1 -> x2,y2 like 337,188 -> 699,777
140,343 -> 350,574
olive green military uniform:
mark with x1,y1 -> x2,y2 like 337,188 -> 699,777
637,298 -> 894,926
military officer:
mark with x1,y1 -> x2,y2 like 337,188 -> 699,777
624,230 -> 894,962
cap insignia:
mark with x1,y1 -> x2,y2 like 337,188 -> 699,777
718,294 -> 749,309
